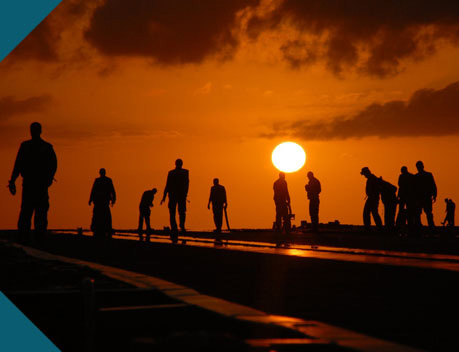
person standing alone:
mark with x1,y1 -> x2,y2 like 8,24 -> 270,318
89,168 -> 116,239
208,178 -> 227,236
8,122 -> 57,244
161,159 -> 189,242
305,171 -> 321,232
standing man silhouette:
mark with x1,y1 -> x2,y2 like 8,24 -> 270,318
207,178 -> 227,236
273,172 -> 291,233
414,161 -> 437,230
360,167 -> 383,231
305,171 -> 321,232
138,188 -> 157,241
89,168 -> 116,238
8,122 -> 57,243
161,159 -> 189,242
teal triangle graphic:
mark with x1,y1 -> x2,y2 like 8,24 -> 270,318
0,0 -> 62,62
0,292 -> 60,351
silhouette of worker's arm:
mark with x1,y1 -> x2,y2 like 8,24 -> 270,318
318,180 -> 322,194
431,174 -> 437,202
8,144 -> 25,195
161,172 -> 171,205
89,180 -> 96,205
48,145 -> 57,187
184,170 -> 189,198
207,187 -> 213,209
223,186 -> 227,208
286,184 -> 291,204
110,179 -> 116,206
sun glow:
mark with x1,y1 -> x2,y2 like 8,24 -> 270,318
271,142 -> 306,173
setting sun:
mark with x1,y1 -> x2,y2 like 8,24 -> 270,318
272,142 -> 306,173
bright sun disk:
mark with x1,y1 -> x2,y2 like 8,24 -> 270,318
272,142 -> 306,173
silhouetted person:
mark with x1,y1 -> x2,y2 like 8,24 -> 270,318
414,161 -> 437,229
161,159 -> 189,242
273,172 -> 291,233
396,166 -> 416,230
379,177 -> 397,232
442,198 -> 455,227
360,167 -> 382,231
89,168 -> 116,238
207,178 -> 227,237
8,122 -> 57,243
305,171 -> 321,232
138,188 -> 157,241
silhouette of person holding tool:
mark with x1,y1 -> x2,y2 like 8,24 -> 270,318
89,168 -> 116,239
396,166 -> 416,231
138,188 -> 157,241
442,198 -> 455,227
360,167 -> 382,231
414,161 -> 437,230
305,171 -> 321,232
273,172 -> 291,234
8,122 -> 57,244
208,178 -> 227,239
161,159 -> 189,243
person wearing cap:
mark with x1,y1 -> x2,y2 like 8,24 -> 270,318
360,167 -> 383,231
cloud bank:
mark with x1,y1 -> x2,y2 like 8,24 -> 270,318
248,0 -> 459,77
84,0 -> 259,64
4,0 -> 459,78
267,81 -> 459,139
0,95 -> 52,122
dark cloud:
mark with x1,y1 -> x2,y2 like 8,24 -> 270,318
84,0 -> 259,64
0,95 -> 52,122
248,0 -> 459,77
267,81 -> 459,139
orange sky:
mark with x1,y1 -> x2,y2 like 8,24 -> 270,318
1,0 -> 459,230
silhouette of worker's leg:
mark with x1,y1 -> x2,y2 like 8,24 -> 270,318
369,198 -> 382,229
383,203 -> 393,231
168,199 -> 178,233
275,203 -> 282,231
371,205 -> 383,228
310,198 -> 319,232
363,199 -> 372,229
145,211 -> 151,241
178,198 -> 186,232
138,213 -> 144,240
213,206 -> 223,232
423,200 -> 435,229
18,189 -> 34,243
34,188 -> 49,243
396,200 -> 406,228
106,207 -> 113,238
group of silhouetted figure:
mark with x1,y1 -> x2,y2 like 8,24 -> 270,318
360,163 -> 455,236
273,171 -> 322,236
7,123 -> 456,245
